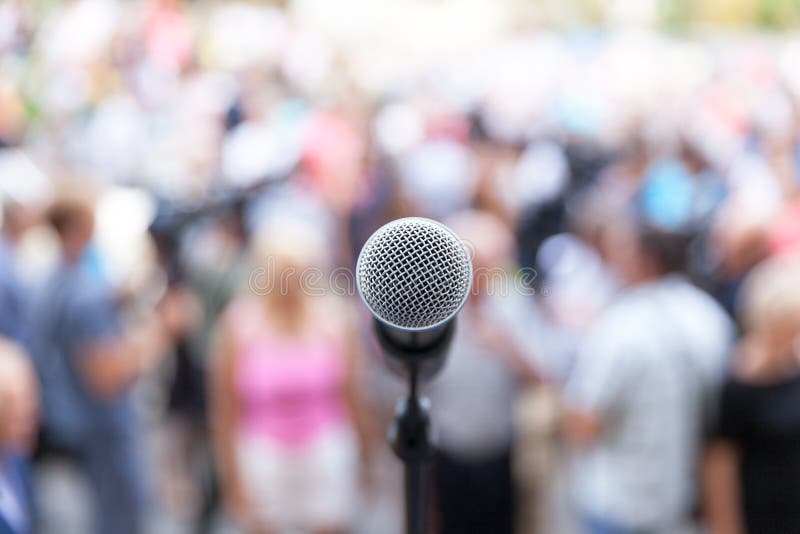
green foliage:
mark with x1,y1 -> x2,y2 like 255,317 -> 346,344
756,0 -> 800,29
659,0 -> 693,32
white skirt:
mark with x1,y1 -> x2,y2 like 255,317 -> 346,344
237,426 -> 359,532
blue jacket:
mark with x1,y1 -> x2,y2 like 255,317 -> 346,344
0,455 -> 31,534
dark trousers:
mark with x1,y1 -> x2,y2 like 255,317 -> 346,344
434,447 -> 515,534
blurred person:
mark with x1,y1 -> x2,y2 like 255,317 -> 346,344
677,142 -> 727,226
631,145 -> 728,292
300,101 -> 370,268
514,140 -> 609,288
638,152 -> 715,234
160,212 -> 249,532
0,339 -> 38,534
703,255 -> 800,534
0,200 -> 37,345
142,0 -> 193,74
0,84 -> 26,148
30,196 -> 189,534
562,214 -> 734,534
347,159 -> 412,265
0,148 -> 53,346
302,103 -> 367,218
429,210 -> 542,534
709,190 -> 774,319
767,196 -> 800,257
397,138 -> 478,220
210,222 -> 374,534
595,134 -> 650,200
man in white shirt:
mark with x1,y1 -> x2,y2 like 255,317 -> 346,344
563,219 -> 733,533
429,210 -> 542,534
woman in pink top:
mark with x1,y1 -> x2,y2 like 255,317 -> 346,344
210,224 -> 374,534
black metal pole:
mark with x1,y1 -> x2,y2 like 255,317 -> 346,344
391,363 -> 432,534
405,452 -> 428,534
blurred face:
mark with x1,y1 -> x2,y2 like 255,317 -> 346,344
471,250 -> 495,296
447,212 -> 515,299
258,249 -> 320,308
599,218 -> 645,286
63,212 -> 95,257
0,366 -> 39,454
276,254 -> 307,296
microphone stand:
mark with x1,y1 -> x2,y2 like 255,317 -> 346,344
376,322 -> 454,534
390,362 -> 431,534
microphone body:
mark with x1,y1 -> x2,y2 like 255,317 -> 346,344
356,217 -> 472,378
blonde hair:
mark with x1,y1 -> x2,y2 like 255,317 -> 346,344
250,219 -> 330,271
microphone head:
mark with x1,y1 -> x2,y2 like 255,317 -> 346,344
356,217 -> 472,331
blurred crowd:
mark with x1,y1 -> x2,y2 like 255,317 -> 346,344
2,1 -> 800,533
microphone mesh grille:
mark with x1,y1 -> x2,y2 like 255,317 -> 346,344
357,218 -> 472,330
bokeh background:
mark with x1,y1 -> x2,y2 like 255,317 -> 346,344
3,1 -> 800,533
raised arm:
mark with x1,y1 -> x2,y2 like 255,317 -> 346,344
77,288 -> 195,399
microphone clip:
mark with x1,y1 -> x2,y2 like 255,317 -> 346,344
373,320 -> 455,380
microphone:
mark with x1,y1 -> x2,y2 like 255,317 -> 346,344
356,217 -> 472,378
357,217 -> 472,534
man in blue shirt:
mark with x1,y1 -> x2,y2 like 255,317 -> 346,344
31,197 -> 185,534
